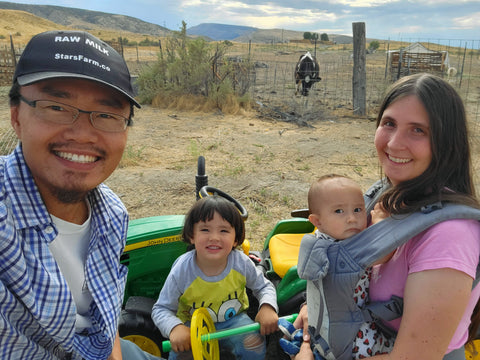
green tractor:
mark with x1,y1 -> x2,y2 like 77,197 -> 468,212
118,157 -> 480,360
118,156 -> 310,357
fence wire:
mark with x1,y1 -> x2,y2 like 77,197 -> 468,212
243,42 -> 480,124
0,128 -> 18,155
2,37 -> 479,125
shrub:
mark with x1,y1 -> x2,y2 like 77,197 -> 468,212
136,21 -> 254,113
368,40 -> 380,52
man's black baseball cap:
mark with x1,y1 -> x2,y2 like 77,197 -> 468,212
13,30 -> 140,108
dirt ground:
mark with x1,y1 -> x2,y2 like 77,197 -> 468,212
3,84 -> 480,251
0,87 -> 379,249
105,101 -> 379,250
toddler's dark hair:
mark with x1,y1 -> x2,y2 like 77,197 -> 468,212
182,195 -> 245,247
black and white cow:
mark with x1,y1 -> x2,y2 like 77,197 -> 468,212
294,51 -> 321,96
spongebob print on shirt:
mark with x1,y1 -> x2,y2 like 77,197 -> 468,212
176,268 -> 249,323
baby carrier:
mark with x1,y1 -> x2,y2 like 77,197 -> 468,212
297,179 -> 480,360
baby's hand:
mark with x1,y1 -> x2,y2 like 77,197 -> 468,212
294,304 -> 309,341
370,202 -> 390,224
371,203 -> 395,265
169,324 -> 191,353
255,304 -> 279,335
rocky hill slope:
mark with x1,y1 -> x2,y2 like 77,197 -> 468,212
0,1 -> 353,44
0,1 -> 170,37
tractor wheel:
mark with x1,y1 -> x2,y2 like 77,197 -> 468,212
119,309 -> 166,357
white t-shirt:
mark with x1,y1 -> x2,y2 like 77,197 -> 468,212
49,206 -> 94,331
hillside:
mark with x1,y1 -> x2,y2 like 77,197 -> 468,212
0,2 -> 354,44
0,9 -> 71,42
188,23 -> 257,41
0,1 -> 170,39
187,23 -> 354,44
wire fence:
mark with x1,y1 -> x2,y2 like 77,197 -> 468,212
1,37 -> 479,155
232,39 -> 480,124
111,37 -> 479,124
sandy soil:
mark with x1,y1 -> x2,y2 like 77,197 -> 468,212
0,85 -> 378,250
4,85 -> 479,251
104,102 -> 379,250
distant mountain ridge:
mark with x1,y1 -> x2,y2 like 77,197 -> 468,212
187,23 -> 257,41
0,1 -> 170,36
187,23 -> 354,44
0,1 -> 354,44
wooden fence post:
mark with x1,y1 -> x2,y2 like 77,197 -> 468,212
352,22 -> 366,116
10,34 -> 16,67
397,48 -> 403,80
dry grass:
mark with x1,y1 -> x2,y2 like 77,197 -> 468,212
0,9 -> 169,49
1,11 -> 479,250
0,10 -> 68,42
151,93 -> 252,115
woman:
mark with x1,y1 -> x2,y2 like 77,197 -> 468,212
294,73 -> 480,359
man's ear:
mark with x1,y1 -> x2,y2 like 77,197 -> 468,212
10,105 -> 21,139
308,213 -> 321,229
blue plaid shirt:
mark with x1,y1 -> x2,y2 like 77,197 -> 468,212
0,146 -> 129,359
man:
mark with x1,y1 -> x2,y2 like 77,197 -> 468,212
1,30 -> 159,359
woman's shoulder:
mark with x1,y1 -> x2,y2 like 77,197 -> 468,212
405,218 -> 480,276
426,218 -> 480,234
413,218 -> 480,247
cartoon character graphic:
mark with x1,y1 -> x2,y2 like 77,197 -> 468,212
177,270 -> 250,323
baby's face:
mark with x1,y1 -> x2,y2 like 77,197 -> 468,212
312,179 -> 367,240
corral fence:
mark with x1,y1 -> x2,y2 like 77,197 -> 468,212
125,37 -> 478,125
234,38 -> 480,126
1,36 -> 479,126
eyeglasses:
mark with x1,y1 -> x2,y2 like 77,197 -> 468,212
19,95 -> 130,133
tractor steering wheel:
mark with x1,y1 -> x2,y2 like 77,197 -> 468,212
198,186 -> 248,221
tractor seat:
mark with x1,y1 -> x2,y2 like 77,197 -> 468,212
269,233 -> 308,278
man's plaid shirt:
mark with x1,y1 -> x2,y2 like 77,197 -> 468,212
0,146 -> 129,359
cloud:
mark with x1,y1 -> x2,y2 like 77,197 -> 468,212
12,0 -> 480,40
179,0 -> 338,29
332,0 -> 398,7
452,12 -> 480,29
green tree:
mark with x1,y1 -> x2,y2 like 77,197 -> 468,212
303,32 -> 312,40
118,37 -> 130,46
320,33 -> 329,41
368,40 -> 380,52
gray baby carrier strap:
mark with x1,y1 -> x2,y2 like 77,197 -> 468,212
297,180 -> 480,360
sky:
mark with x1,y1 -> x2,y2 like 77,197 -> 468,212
10,0 -> 480,42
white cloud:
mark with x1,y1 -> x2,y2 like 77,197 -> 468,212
11,0 -> 480,40
179,1 -> 338,29
452,12 -> 480,29
416,0 -> 480,3
330,0 -> 397,7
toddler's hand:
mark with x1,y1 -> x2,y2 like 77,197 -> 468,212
169,324 -> 191,353
255,304 -> 279,335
